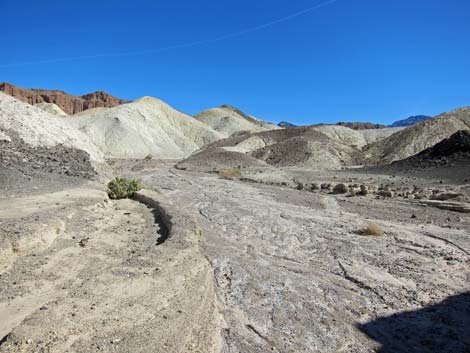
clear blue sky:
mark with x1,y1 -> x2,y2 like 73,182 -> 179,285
1,0 -> 470,125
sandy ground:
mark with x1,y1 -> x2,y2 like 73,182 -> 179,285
1,160 -> 469,352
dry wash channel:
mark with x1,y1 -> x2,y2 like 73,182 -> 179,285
0,187 -> 222,353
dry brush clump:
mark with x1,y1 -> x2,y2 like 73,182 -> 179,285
360,223 -> 384,236
218,168 -> 242,180
107,177 -> 141,199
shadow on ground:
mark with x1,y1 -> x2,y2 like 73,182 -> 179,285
358,292 -> 470,353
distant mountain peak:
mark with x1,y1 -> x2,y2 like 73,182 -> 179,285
278,121 -> 297,128
390,115 -> 431,127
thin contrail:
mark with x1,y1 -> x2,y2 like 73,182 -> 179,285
0,0 -> 338,68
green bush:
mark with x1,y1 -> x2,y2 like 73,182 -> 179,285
107,177 -> 141,199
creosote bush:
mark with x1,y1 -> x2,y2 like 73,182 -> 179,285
107,177 -> 141,199
360,223 -> 384,236
218,168 -> 242,180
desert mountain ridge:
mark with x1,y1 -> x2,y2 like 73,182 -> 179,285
0,82 -> 129,115
0,82 -> 437,132
277,116 -> 433,129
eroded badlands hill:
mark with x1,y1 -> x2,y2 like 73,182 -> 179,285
178,124 -> 401,171
67,96 -> 225,159
195,105 -> 280,137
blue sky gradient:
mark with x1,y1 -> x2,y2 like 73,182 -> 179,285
2,0 -> 470,125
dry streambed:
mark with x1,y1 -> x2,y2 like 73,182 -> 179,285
0,187 -> 221,353
135,166 -> 470,352
1,164 -> 469,352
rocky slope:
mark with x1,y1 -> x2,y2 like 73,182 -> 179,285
0,82 -> 128,115
405,129 -> 470,161
378,130 -> 470,182
364,107 -> 470,164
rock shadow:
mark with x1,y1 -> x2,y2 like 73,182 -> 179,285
358,292 -> 470,353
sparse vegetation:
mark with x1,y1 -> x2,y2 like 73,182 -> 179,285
359,185 -> 368,196
333,183 -> 348,194
360,223 -> 384,236
309,183 -> 319,191
107,177 -> 141,199
218,168 -> 242,180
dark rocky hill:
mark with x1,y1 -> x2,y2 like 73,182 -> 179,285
394,130 -> 470,167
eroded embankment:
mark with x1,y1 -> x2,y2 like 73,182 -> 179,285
132,189 -> 225,352
0,188 -> 223,353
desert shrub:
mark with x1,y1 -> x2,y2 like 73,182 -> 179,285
358,185 -> 368,196
333,183 -> 348,194
107,177 -> 141,199
218,168 -> 241,180
309,183 -> 319,191
377,189 -> 394,198
348,185 -> 357,196
360,223 -> 384,236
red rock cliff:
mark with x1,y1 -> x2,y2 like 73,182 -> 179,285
0,82 -> 129,114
